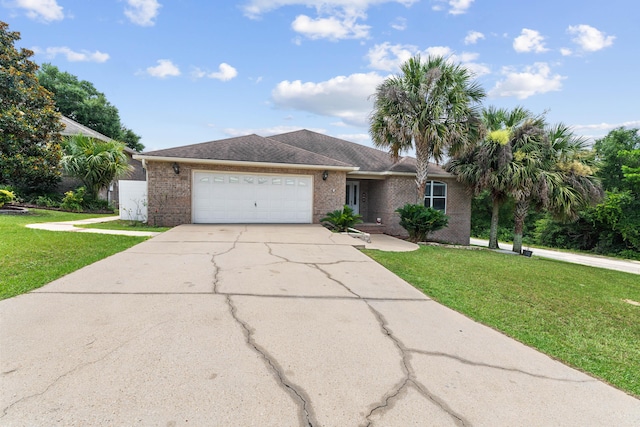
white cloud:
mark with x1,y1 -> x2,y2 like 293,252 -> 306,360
431,0 -> 474,15
366,43 -> 490,76
292,13 -> 370,40
560,48 -> 572,56
464,30 -> 484,45
567,24 -> 615,52
271,72 -> 385,126
513,28 -> 548,53
39,46 -> 109,63
242,0 -> 418,19
489,63 -> 565,99
366,42 -> 415,71
15,0 -> 63,22
448,0 -> 474,15
572,120 -> 640,132
242,1 -> 415,40
390,17 -> 407,31
192,63 -> 238,81
124,0 -> 161,26
146,59 -> 180,78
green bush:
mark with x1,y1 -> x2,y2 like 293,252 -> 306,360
35,194 -> 62,208
321,205 -> 363,232
396,204 -> 448,243
60,187 -> 86,212
0,189 -> 15,207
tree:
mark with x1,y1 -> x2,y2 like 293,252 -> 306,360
37,63 -> 144,151
594,127 -> 640,191
511,124 -> 601,253
1,21 -> 63,194
446,106 -> 544,249
369,55 -> 485,202
61,134 -> 132,200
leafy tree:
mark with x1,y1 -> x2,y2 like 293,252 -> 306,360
61,134 -> 132,200
0,21 -> 63,194
38,63 -> 143,151
369,55 -> 485,201
395,203 -> 448,242
594,127 -> 640,191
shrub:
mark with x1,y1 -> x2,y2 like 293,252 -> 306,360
0,189 -> 15,207
320,205 -> 363,232
60,187 -> 86,212
35,194 -> 62,208
396,204 -> 448,243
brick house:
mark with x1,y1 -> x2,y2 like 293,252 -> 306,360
134,130 -> 471,244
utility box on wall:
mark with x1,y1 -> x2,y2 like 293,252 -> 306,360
119,180 -> 148,222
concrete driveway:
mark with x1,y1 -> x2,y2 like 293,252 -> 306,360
1,225 -> 638,426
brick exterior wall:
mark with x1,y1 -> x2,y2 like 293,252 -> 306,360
145,160 -> 347,226
145,160 -> 470,244
360,176 -> 471,245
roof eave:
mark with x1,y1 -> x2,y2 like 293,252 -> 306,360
347,170 -> 452,178
132,155 -> 359,172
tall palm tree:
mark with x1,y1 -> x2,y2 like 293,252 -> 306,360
446,106 -> 545,249
510,124 -> 602,253
369,55 -> 485,201
61,134 -> 132,200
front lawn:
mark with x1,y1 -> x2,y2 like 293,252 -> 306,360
0,209 -> 148,300
364,246 -> 640,398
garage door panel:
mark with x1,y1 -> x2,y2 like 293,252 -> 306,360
193,171 -> 312,224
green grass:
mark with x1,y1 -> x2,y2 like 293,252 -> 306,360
0,209 -> 148,300
75,219 -> 171,232
364,246 -> 640,397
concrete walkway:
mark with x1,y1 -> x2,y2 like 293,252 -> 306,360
26,215 -> 161,237
470,238 -> 640,275
1,225 -> 638,426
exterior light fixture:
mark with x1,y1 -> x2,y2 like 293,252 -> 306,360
322,170 -> 329,180
172,162 -> 180,175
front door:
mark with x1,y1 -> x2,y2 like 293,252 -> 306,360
345,181 -> 359,215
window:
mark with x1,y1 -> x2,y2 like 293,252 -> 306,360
424,181 -> 446,212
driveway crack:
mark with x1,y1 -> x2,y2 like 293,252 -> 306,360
363,305 -> 469,427
211,228 -> 245,293
0,319 -> 173,419
407,349 -> 594,383
225,295 -> 319,427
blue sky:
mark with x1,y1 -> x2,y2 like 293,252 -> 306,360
4,0 -> 639,152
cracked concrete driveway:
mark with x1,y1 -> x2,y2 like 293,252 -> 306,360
1,225 -> 639,426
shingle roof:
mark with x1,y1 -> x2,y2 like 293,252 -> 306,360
141,134 -> 353,168
139,129 -> 452,176
60,116 -> 112,142
60,116 -> 136,155
270,129 -> 451,176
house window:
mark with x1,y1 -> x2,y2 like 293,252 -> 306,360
424,181 -> 446,212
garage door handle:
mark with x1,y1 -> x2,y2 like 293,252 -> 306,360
254,202 -> 257,207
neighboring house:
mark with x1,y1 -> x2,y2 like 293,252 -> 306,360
134,130 -> 471,244
59,116 -> 145,206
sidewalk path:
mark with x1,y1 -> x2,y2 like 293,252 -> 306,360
26,216 -> 161,237
470,238 -> 640,275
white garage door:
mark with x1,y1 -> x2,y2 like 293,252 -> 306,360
193,171 -> 313,223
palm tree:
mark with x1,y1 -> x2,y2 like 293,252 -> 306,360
446,106 -> 545,249
61,134 -> 132,200
510,124 -> 602,253
369,55 -> 485,201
